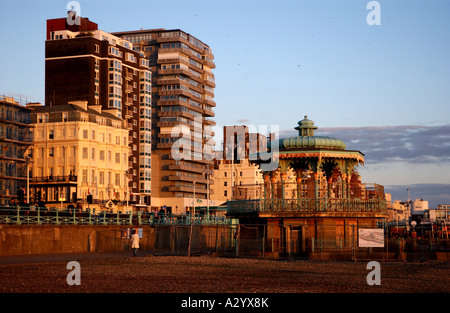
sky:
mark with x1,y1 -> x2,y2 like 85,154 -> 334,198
0,0 -> 449,208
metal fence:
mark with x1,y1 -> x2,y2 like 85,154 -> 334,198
228,223 -> 450,261
0,205 -> 231,226
153,225 -> 238,256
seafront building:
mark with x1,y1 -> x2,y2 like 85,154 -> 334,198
212,125 -> 270,203
27,101 -> 130,209
0,96 -> 34,205
113,28 -> 216,214
45,15 -> 152,206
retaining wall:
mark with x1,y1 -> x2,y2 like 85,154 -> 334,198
0,225 -> 155,256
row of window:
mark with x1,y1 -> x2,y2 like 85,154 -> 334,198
82,148 -> 128,164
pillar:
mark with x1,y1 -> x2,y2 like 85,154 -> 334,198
280,173 -> 287,201
313,172 -> 319,199
263,173 -> 270,209
270,173 -> 277,207
327,177 -> 333,198
296,176 -> 302,202
341,174 -> 347,199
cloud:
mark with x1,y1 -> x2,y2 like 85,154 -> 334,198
281,124 -> 450,165
277,125 -> 450,207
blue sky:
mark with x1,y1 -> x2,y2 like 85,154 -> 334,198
1,0 -> 449,207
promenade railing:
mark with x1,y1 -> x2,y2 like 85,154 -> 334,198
0,205 -> 232,226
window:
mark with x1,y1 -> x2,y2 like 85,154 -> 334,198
91,148 -> 95,159
224,181 -> 227,187
49,130 -> 54,140
99,150 -> 105,161
115,173 -> 120,186
95,44 -> 99,53
49,147 -> 54,157
99,171 -> 104,185
92,130 -> 95,140
82,147 -> 88,159
43,114 -> 48,123
82,170 -> 88,183
115,153 -> 120,163
83,130 -> 88,139
62,112 -> 68,122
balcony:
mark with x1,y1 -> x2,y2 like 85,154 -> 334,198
203,58 -> 215,69
32,175 -> 78,184
203,118 -> 216,126
159,68 -> 192,78
124,109 -> 133,118
168,184 -> 208,194
168,173 -> 210,184
168,163 -> 210,174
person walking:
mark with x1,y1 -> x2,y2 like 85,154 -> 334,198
131,229 -> 139,257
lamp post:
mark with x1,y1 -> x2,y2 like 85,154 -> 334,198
188,181 -> 196,257
193,181 -> 196,221
126,172 -> 132,213
205,172 -> 211,222
25,156 -> 31,205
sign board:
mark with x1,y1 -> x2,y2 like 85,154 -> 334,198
358,229 -> 384,248
121,228 -> 143,239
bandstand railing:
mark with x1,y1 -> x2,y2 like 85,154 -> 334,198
227,198 -> 387,215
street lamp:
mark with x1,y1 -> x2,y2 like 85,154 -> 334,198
126,172 -> 132,213
24,156 -> 31,205
193,181 -> 196,221
205,172 -> 212,222
188,181 -> 196,257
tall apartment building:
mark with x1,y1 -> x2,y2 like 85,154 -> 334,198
113,29 -> 216,214
28,102 -> 129,208
0,96 -> 33,205
212,126 -> 267,203
45,15 -> 152,206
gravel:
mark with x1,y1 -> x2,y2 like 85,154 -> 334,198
1,254 -> 449,293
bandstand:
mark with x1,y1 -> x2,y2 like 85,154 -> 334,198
227,116 -> 388,259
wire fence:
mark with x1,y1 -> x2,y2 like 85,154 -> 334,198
149,222 -> 450,260
153,225 -> 238,256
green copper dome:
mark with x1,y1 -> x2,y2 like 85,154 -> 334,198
275,116 -> 347,151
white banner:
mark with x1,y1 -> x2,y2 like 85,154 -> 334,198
358,229 -> 384,247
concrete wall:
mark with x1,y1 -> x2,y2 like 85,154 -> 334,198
0,225 -> 155,256
0,225 -> 233,257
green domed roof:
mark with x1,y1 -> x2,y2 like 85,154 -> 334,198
275,116 -> 346,151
